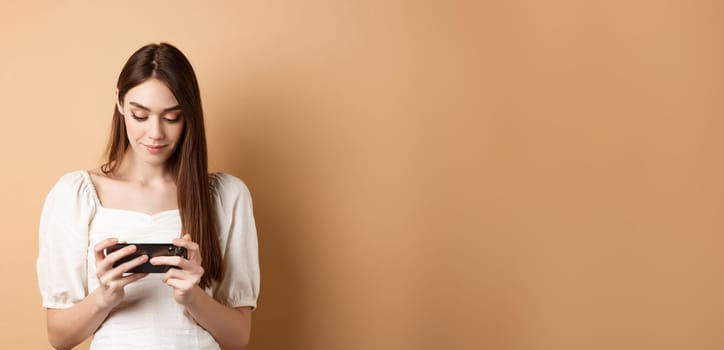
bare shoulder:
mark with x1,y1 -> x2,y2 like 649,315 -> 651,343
87,167 -> 108,182
86,167 -> 117,191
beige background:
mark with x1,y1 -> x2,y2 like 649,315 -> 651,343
1,1 -> 723,349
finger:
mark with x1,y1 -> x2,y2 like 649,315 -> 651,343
150,255 -> 189,269
173,237 -> 200,262
162,265 -> 203,286
118,272 -> 149,286
99,254 -> 146,285
163,277 -> 191,291
94,238 -> 119,263
173,237 -> 199,253
163,267 -> 180,283
98,244 -> 138,272
116,254 -> 149,274
156,257 -> 203,277
163,265 -> 197,279
99,254 -> 148,284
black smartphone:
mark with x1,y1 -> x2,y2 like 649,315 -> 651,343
105,243 -> 188,273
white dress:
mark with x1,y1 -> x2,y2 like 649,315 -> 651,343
36,170 -> 260,350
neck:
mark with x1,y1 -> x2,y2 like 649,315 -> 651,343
114,150 -> 175,185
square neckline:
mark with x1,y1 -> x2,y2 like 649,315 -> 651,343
81,170 -> 180,218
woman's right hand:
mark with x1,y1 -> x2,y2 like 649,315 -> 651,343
93,238 -> 149,310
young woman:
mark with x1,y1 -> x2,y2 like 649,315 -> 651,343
36,43 -> 260,350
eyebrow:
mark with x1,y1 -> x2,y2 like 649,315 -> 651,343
129,101 -> 182,113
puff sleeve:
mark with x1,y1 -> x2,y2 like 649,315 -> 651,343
210,173 -> 260,309
37,171 -> 97,309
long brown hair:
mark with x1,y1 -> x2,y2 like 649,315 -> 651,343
102,42 -> 221,288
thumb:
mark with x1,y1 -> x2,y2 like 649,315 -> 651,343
182,233 -> 192,241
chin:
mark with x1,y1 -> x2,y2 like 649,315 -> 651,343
134,151 -> 170,165
144,156 -> 171,166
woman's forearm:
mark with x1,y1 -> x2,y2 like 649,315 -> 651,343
184,286 -> 252,350
46,290 -> 113,350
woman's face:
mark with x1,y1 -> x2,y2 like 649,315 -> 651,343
117,78 -> 185,167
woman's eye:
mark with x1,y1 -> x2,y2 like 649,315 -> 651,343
164,117 -> 181,123
131,114 -> 148,121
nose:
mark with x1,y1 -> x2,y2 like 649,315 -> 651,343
147,117 -> 165,140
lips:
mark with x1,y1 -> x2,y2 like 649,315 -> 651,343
143,144 -> 168,154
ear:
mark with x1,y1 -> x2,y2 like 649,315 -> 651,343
115,88 -> 124,116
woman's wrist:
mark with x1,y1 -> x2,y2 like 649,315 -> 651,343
180,285 -> 207,308
89,288 -> 116,313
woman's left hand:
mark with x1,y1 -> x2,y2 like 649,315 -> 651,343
150,234 -> 204,305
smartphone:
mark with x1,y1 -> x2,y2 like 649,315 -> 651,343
105,243 -> 188,273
